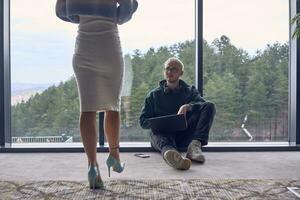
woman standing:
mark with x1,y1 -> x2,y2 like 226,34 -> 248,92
56,0 -> 138,189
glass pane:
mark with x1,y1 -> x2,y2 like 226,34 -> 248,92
119,0 -> 196,142
11,0 -> 79,146
10,0 -> 196,146
203,0 -> 289,142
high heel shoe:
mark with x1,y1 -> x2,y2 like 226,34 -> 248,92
106,148 -> 125,177
88,164 -> 104,189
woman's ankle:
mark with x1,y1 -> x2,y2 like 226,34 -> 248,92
109,149 -> 120,161
88,161 -> 98,166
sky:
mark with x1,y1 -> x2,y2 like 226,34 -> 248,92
10,0 -> 289,84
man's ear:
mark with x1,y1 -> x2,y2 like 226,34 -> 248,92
180,70 -> 184,76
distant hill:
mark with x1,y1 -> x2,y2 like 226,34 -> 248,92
11,83 -> 54,95
11,83 -> 55,105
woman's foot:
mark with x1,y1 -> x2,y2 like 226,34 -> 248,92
88,164 -> 104,189
106,146 -> 125,177
109,147 -> 120,162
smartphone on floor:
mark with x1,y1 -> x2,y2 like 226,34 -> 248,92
134,153 -> 150,158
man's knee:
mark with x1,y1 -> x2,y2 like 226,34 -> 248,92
192,101 -> 216,115
204,101 -> 216,115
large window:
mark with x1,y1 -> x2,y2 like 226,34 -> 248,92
203,0 -> 289,142
10,0 -> 195,146
4,0 -> 296,148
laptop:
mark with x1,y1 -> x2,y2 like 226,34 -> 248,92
148,114 -> 187,133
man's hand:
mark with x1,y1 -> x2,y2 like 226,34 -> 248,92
177,104 -> 191,116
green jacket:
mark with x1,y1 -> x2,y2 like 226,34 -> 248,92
139,79 -> 206,129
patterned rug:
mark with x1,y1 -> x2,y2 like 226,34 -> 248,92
0,179 -> 299,200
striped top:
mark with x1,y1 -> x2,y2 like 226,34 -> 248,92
56,0 -> 138,24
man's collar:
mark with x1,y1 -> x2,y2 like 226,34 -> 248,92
159,79 -> 189,88
160,79 -> 189,94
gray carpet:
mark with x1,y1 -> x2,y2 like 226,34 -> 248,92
0,179 -> 299,200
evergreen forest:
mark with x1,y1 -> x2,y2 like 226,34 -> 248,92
12,36 -> 289,142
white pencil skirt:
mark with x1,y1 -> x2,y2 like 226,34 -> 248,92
73,15 -> 124,112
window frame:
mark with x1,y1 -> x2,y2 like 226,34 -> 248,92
290,0 -> 300,146
0,0 -> 11,148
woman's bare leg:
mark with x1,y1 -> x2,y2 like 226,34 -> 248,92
80,111 -> 98,165
104,110 -> 120,160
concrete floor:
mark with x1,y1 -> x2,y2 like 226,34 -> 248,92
0,152 -> 299,181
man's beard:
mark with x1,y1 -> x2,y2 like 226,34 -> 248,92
167,78 -> 179,83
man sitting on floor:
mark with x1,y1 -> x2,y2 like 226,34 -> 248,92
139,57 -> 216,170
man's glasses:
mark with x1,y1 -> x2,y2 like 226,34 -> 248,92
164,67 -> 179,73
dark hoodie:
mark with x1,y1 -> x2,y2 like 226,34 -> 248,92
139,79 -> 206,129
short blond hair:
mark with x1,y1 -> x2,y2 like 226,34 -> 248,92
164,57 -> 184,71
